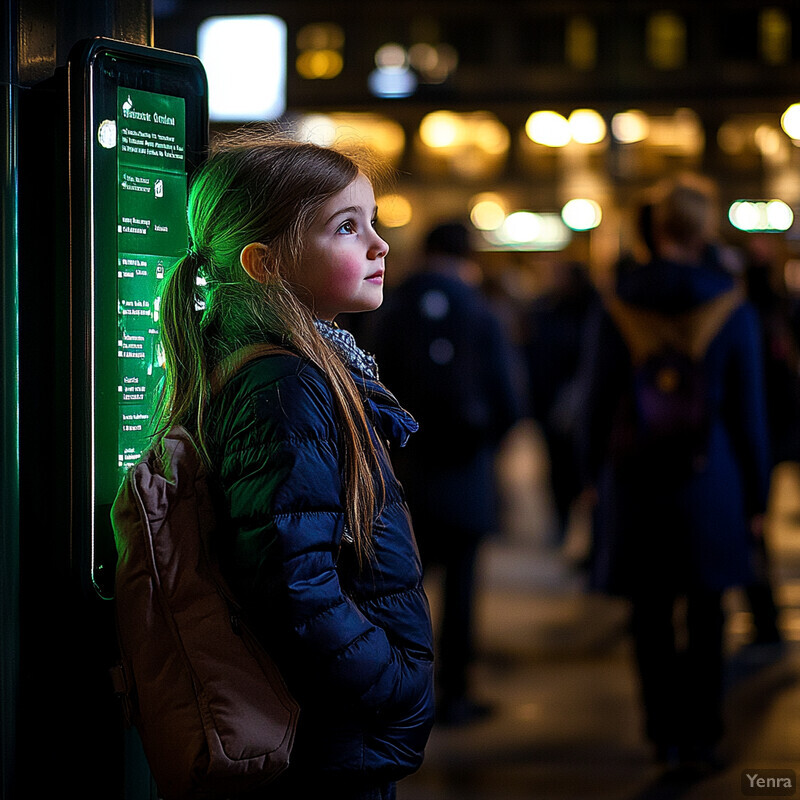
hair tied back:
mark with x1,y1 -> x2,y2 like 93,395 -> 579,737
186,245 -> 204,264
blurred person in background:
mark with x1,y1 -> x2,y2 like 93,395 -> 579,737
742,234 -> 800,469
577,173 -> 771,775
373,221 -> 523,725
738,234 -> 800,646
523,260 -> 598,548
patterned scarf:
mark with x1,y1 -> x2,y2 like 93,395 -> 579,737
314,319 -> 379,380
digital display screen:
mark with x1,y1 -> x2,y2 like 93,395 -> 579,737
115,87 -> 187,476
70,39 -> 207,598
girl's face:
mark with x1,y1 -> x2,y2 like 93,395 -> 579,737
293,172 -> 389,321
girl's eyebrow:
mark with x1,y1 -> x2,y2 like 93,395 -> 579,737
325,204 -> 379,225
325,205 -> 360,225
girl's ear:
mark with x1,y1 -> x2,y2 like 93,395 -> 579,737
240,242 -> 270,282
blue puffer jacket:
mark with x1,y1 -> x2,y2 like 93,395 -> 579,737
205,352 -> 435,783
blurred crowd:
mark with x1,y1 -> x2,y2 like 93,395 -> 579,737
350,170 -> 800,779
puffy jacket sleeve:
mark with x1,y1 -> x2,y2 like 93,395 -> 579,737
213,357 -> 426,715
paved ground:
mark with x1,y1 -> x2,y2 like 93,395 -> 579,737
398,425 -> 800,800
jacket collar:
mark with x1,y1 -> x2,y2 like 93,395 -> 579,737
351,371 -> 419,449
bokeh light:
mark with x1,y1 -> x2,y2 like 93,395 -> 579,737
568,109 -> 607,144
728,199 -> 793,232
376,193 -> 413,228
525,111 -> 571,147
561,198 -> 603,230
781,103 -> 800,140
469,193 -> 507,230
611,110 -> 650,143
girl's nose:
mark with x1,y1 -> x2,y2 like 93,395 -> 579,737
370,231 -> 389,259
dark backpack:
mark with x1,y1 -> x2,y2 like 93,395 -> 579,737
605,286 -> 743,467
110,348 -> 299,800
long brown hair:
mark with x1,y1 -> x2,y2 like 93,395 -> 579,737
154,132 -> 388,564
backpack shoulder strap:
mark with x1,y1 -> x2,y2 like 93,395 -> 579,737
603,283 -> 745,364
603,293 -> 668,365
209,343 -> 296,396
683,284 -> 745,360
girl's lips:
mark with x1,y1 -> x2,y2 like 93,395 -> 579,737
366,270 -> 384,282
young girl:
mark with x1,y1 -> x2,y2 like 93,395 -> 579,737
155,134 -> 435,799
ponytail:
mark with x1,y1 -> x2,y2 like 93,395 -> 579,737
153,249 -> 211,456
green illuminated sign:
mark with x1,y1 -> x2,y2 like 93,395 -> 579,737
69,38 -> 207,599
114,87 -> 187,480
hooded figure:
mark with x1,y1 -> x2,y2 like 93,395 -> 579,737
577,174 -> 771,773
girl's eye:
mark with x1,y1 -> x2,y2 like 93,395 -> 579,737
337,220 -> 355,234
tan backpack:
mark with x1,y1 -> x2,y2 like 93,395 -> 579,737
110,347 -> 299,799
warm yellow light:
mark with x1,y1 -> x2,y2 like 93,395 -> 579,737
296,49 -> 343,79
760,8 -> 790,65
568,109 -> 607,144
781,103 -> 800,140
299,114 -> 337,146
647,11 -> 686,70
417,112 -> 507,178
376,193 -> 412,228
561,198 -> 602,230
296,22 -> 344,51
297,113 -> 406,165
470,193 -> 506,230
642,108 -> 703,154
755,124 -> 782,157
566,16 -> 597,70
525,110 -> 571,147
611,110 -> 650,143
419,111 -> 462,148
474,118 -> 510,155
717,121 -> 747,155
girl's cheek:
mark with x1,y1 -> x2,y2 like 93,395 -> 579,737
330,258 -> 364,286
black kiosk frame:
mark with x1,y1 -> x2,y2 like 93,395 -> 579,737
68,38 -> 208,600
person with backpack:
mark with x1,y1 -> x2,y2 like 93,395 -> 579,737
576,173 -> 771,775
372,221 -> 523,725
151,133 -> 435,800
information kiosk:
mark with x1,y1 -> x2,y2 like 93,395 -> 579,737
68,38 -> 208,599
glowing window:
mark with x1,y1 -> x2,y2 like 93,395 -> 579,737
759,8 -> 790,65
198,15 -> 286,121
566,16 -> 597,70
646,11 -> 686,70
